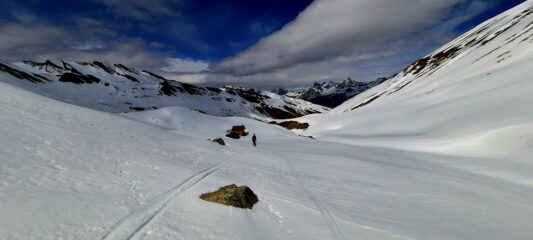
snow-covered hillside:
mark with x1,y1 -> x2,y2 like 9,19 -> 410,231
0,60 -> 328,119
305,0 -> 533,150
273,77 -> 388,108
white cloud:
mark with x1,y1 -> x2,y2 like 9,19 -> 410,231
171,52 -> 407,89
214,0 -> 497,79
161,58 -> 210,73
0,22 -> 164,69
0,0 -> 504,90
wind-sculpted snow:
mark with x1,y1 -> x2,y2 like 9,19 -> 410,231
0,60 -> 328,119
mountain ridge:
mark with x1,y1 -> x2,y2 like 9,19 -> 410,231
0,60 -> 328,119
272,77 -> 389,108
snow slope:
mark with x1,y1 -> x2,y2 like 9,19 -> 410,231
0,60 -> 328,119
0,80 -> 333,240
305,0 -> 533,157
3,76 -> 533,239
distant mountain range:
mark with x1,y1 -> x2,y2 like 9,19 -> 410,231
272,77 -> 390,108
0,60 -> 328,119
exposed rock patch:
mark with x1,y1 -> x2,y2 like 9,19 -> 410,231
211,138 -> 225,146
182,83 -> 204,95
200,184 -> 258,209
58,73 -> 101,84
270,121 -> 310,130
224,87 -> 267,103
226,125 -> 248,139
159,80 -> 185,96
119,74 -> 140,83
92,61 -> 115,74
257,105 -> 299,119
0,63 -> 49,83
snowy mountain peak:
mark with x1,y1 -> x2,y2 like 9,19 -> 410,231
275,77 -> 389,108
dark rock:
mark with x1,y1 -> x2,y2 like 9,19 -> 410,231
142,70 -> 168,81
403,46 -> 462,76
120,74 -> 140,83
224,87 -> 266,103
58,73 -> 101,84
0,63 -> 49,83
226,125 -> 248,139
114,63 -> 136,73
350,94 -> 382,110
92,61 -> 115,74
271,87 -> 288,95
270,121 -> 310,130
159,80 -> 184,96
206,87 -> 222,93
256,105 -> 299,119
200,184 -> 259,209
212,138 -> 225,146
182,83 -> 204,95
129,107 -> 145,111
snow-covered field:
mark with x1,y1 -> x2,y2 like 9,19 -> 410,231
1,1 -> 533,240
3,76 -> 532,240
3,73 -> 533,240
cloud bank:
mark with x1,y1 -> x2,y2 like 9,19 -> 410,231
191,0 -> 500,89
214,0 -> 493,76
0,0 -> 507,89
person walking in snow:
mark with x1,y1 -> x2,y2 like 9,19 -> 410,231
252,134 -> 257,147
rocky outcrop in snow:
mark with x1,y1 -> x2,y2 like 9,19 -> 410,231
200,184 -> 259,209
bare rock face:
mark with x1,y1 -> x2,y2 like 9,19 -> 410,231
200,184 -> 259,209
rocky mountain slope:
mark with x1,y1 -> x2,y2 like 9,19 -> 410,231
0,60 -> 328,119
272,77 -> 388,108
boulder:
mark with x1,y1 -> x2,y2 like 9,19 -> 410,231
200,184 -> 259,209
226,125 -> 249,139
211,138 -> 225,146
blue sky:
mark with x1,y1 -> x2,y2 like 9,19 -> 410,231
0,0 -> 527,88
0,0 -> 312,61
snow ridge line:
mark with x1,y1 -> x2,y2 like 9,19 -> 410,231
97,152 -> 239,240
266,149 -> 347,240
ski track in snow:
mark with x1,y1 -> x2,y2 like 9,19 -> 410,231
262,148 -> 347,240
97,152 -> 241,240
